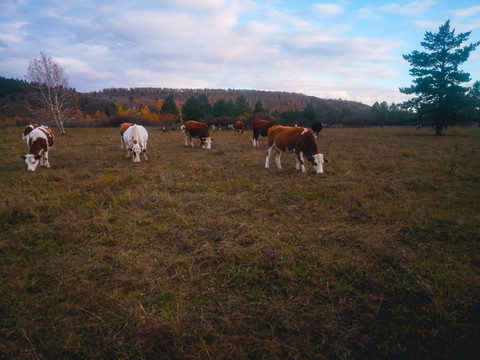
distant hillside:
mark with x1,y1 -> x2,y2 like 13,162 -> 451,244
93,87 -> 370,114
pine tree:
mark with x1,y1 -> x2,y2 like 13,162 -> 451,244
400,20 -> 479,135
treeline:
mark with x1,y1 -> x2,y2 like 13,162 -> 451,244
0,77 -> 427,128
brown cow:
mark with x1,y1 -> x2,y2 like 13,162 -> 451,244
184,121 -> 213,149
265,125 -> 328,174
251,119 -> 277,147
234,120 -> 245,135
120,122 -> 133,149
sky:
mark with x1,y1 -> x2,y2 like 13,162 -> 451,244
0,0 -> 479,106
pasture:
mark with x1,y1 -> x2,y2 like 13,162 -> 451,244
1,125 -> 479,359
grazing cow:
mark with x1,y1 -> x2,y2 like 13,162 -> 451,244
22,126 -> 55,172
184,121 -> 213,149
234,120 -> 245,135
311,122 -> 323,138
162,126 -> 167,132
122,124 -> 148,163
227,124 -> 234,130
251,119 -> 278,147
120,122 -> 133,149
22,123 -> 40,140
416,124 -> 422,130
265,125 -> 328,174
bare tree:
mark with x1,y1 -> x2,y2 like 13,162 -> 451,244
25,52 -> 80,135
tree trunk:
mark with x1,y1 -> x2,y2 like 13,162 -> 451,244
435,121 -> 443,136
59,121 -> 66,136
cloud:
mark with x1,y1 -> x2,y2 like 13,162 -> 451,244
451,5 -> 480,18
380,0 -> 435,15
314,3 -> 344,17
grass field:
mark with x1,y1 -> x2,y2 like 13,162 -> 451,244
1,125 -> 479,359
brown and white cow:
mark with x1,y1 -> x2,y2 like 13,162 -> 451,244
234,120 -> 245,135
122,124 -> 148,163
120,122 -> 134,149
22,123 -> 39,140
265,125 -> 328,174
184,121 -> 213,149
22,126 -> 55,171
251,119 -> 277,147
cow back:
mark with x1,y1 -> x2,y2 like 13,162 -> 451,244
185,121 -> 210,138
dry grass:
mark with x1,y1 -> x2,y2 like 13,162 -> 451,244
1,125 -> 479,359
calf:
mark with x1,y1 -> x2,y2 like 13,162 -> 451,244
122,124 -> 148,163
184,121 -> 213,149
22,126 -> 55,171
234,120 -> 245,135
265,125 -> 328,174
251,119 -> 277,147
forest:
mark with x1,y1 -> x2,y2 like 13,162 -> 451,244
0,76 -> 422,129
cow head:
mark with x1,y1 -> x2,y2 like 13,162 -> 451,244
129,144 -> 143,163
311,153 -> 329,174
22,154 -> 42,172
201,137 -> 213,149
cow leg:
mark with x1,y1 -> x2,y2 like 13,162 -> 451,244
275,151 -> 283,169
121,137 -> 124,149
265,145 -> 274,168
143,151 -> 148,161
296,152 -> 306,172
184,134 -> 190,147
43,151 -> 50,168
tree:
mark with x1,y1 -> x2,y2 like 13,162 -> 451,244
235,96 -> 251,116
253,100 -> 268,114
400,20 -> 479,135
302,102 -> 316,122
182,96 -> 203,121
161,95 -> 179,116
24,52 -> 80,135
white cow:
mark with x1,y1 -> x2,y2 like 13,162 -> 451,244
122,124 -> 148,163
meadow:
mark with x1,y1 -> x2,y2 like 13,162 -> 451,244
1,125 -> 479,359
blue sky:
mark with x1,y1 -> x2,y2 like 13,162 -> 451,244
0,0 -> 479,105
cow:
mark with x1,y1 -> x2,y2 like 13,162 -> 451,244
234,120 -> 245,135
184,121 -> 213,149
265,125 -> 328,174
22,126 -> 55,172
122,124 -> 148,163
251,119 -> 278,147
22,123 -> 39,140
311,122 -> 323,138
120,122 -> 133,149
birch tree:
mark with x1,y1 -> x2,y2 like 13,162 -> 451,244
25,52 -> 80,135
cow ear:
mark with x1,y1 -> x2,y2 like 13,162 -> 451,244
21,155 -> 26,160
323,155 -> 329,163
211,138 -> 214,141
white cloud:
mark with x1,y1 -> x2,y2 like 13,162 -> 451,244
314,3 -> 344,17
451,5 -> 480,18
380,0 -> 435,15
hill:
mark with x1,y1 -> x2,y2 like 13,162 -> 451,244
94,87 -> 370,114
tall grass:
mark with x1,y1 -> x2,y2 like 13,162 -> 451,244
1,126 -> 479,359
